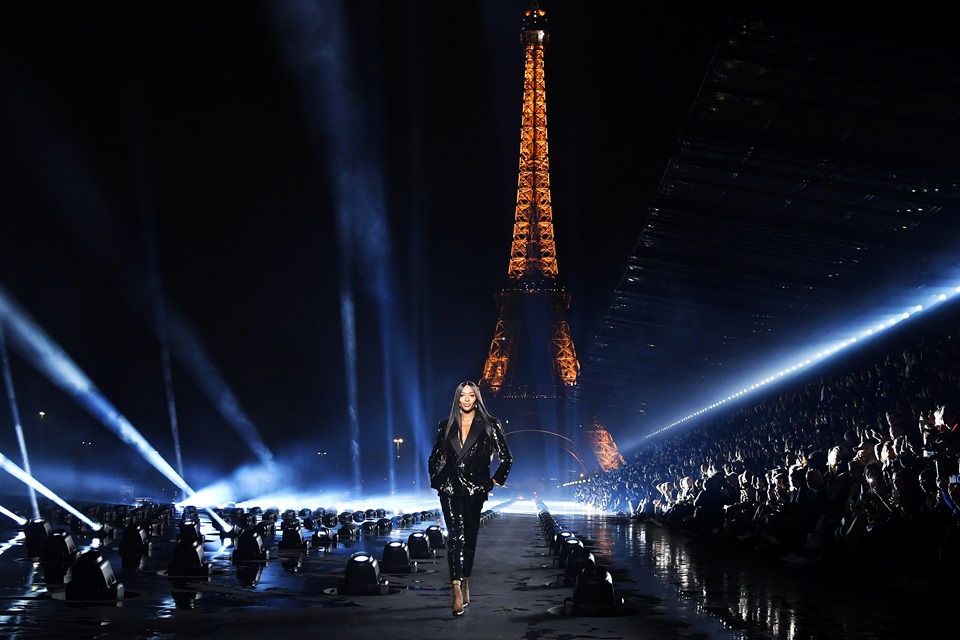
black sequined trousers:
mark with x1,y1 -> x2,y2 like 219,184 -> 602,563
438,492 -> 485,581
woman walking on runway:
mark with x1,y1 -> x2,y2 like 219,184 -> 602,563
428,380 -> 513,616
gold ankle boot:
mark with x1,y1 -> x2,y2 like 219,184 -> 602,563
452,580 -> 464,616
461,578 -> 470,606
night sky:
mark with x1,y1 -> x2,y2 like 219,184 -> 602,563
0,1 -> 731,502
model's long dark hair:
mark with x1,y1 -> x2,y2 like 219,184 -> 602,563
445,380 -> 496,438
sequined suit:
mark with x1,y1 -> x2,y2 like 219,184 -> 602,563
427,416 -> 513,581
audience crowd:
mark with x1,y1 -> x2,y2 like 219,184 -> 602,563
574,310 -> 960,592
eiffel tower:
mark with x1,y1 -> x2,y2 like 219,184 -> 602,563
478,1 -> 584,486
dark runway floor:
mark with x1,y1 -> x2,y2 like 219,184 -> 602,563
0,497 -> 953,639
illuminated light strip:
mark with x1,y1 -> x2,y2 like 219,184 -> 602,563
645,289 -> 960,439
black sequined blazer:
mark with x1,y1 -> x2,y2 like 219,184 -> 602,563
427,416 -> 513,497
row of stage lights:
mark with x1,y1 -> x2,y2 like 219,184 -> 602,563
16,494 -> 636,618
16,498 -> 618,610
14,501 -> 450,601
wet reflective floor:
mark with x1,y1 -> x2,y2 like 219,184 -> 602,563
0,498 -> 952,639
556,511 -> 951,640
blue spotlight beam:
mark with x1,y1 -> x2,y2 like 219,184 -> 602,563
134,132 -> 186,481
0,504 -> 27,526
340,293 -> 362,495
641,289 -> 960,443
271,0 -> 378,496
0,289 -> 237,531
0,324 -> 39,518
0,449 -> 101,530
166,312 -> 276,470
5,102 -> 274,472
0,285 -> 196,496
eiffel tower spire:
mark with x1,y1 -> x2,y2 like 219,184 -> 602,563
479,1 -> 580,400
508,0 -> 556,282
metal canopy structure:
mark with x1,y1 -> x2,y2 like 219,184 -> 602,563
573,13 -> 960,449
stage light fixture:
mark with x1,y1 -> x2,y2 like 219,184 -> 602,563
23,518 -> 52,558
118,523 -> 151,560
312,526 -> 338,546
232,510 -> 253,529
233,529 -> 268,562
337,511 -> 353,525
352,510 -> 366,523
338,522 -> 360,540
176,519 -> 202,544
407,531 -> 434,559
424,524 -> 445,550
40,528 -> 77,565
40,529 -> 78,584
561,546 -> 595,587
218,524 -> 240,544
278,521 -> 308,551
338,551 -> 389,595
539,511 -> 560,542
280,514 -> 300,532
167,538 -> 211,577
375,517 -> 392,532
563,565 -> 624,616
65,550 -> 124,601
552,530 -> 575,556
380,540 -> 414,573
321,513 -> 339,528
556,536 -> 584,568
256,519 -> 276,537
